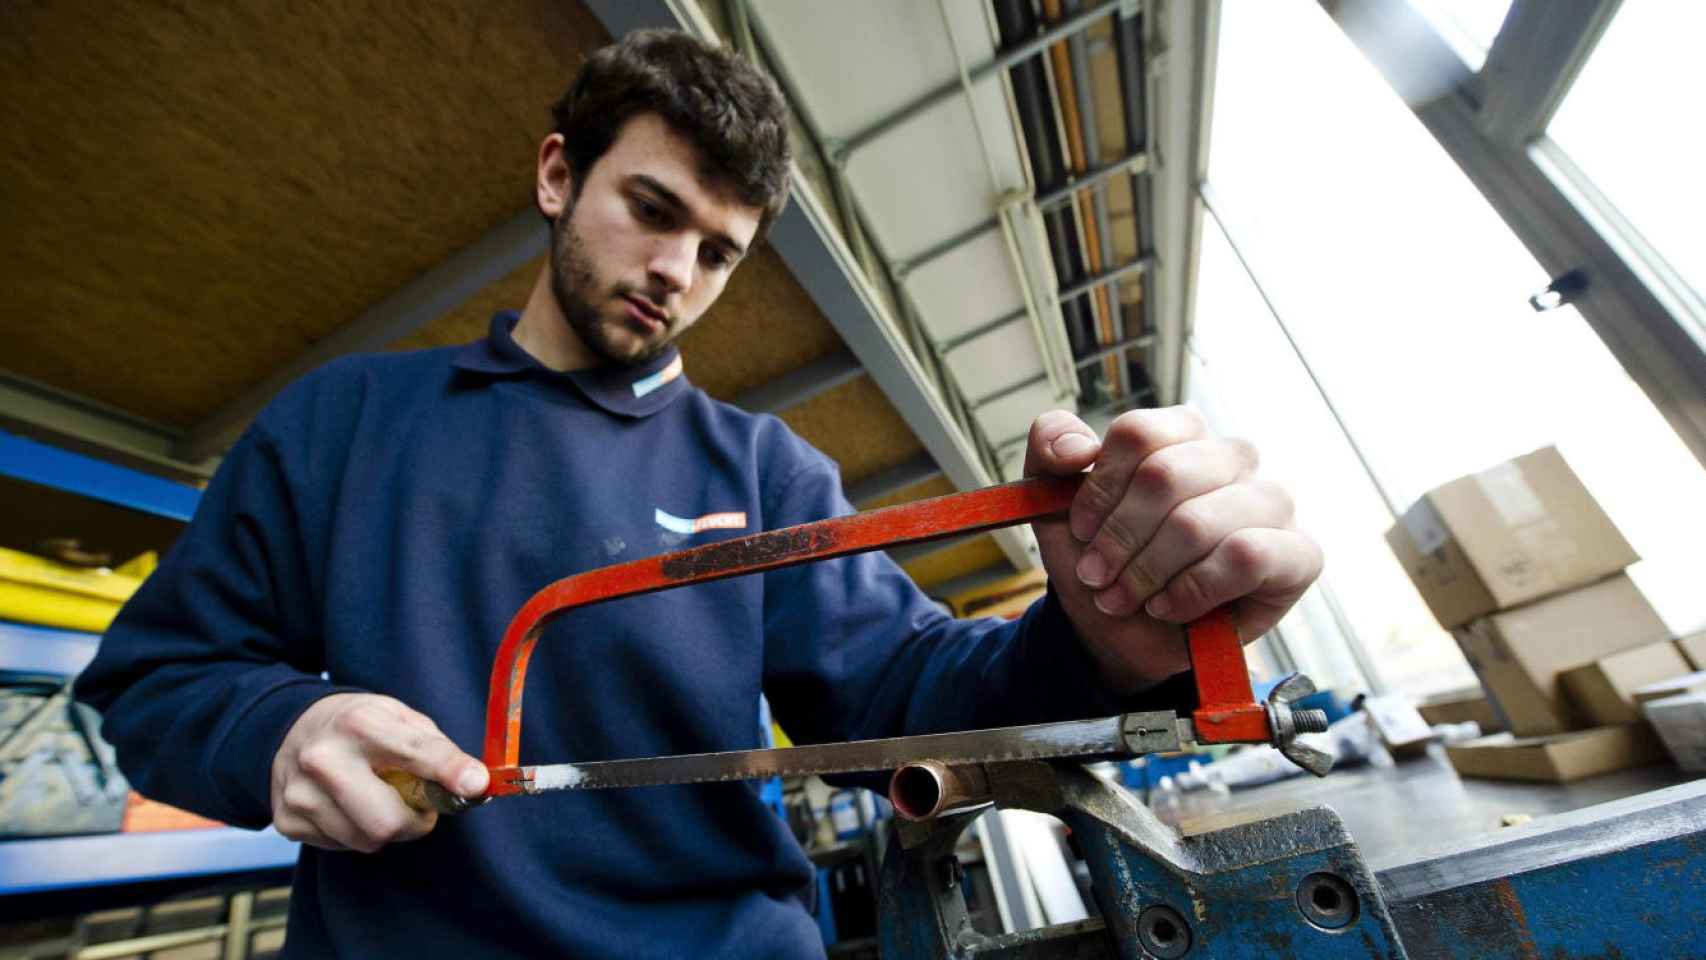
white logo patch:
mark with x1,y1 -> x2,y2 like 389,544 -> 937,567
654,509 -> 748,535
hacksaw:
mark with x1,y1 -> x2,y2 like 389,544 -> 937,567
386,474 -> 1330,816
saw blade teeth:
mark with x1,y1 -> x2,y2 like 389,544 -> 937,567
522,715 -> 1129,794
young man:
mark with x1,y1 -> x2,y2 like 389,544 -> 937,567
76,29 -> 1319,958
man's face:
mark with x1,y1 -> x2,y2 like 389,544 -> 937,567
548,113 -> 762,366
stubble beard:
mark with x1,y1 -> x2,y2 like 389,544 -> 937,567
549,204 -> 672,367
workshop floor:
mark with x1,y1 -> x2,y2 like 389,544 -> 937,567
1147,747 -> 1701,872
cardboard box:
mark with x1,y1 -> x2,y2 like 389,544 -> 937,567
1678,631 -> 1706,670
1386,447 -> 1637,629
1417,688 -> 1506,733
1559,642 -> 1694,726
1632,670 -> 1706,706
1444,725 -> 1664,783
1643,692 -> 1706,772
1362,695 -> 1435,758
1452,574 -> 1671,736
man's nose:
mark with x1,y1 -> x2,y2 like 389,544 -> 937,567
647,233 -> 696,297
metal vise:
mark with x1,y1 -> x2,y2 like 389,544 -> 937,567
878,760 -> 1404,959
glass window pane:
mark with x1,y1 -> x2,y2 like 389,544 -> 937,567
1549,4 -> 1706,306
1202,0 -> 1706,694
1406,0 -> 1511,71
1191,213 -> 1469,696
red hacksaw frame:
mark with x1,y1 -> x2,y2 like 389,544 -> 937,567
480,475 -> 1270,798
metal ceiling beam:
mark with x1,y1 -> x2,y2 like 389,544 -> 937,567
938,254 -> 1153,355
1074,331 -> 1156,369
937,306 -> 1029,355
1078,385 -> 1157,420
989,382 -> 1156,458
731,348 -> 863,414
1469,0 -> 1621,142
1321,0 -> 1706,468
0,372 -> 214,482
894,148 -> 1149,279
175,211 -> 548,463
970,371 -> 1050,411
834,0 -> 1125,160
1057,255 -> 1152,303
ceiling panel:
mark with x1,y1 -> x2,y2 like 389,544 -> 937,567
778,376 -> 922,486
748,0 -> 997,137
905,234 -> 1028,341
845,101 -> 1006,264
974,380 -> 1060,471
0,1 -> 610,427
946,325 -> 1047,401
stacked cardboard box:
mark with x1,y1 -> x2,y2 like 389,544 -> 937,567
1443,726 -> 1665,784
1416,688 -> 1504,733
1386,447 -> 1638,633
1388,447 -> 1675,782
1453,576 -> 1671,735
1560,642 -> 1694,726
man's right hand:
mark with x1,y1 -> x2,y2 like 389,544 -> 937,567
270,693 -> 489,853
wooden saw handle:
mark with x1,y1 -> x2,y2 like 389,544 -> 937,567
380,769 -> 479,815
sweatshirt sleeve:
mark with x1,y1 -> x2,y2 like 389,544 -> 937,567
73,421 -> 360,829
759,460 -> 1195,749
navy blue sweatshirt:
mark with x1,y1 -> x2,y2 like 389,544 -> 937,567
76,314 -> 1184,958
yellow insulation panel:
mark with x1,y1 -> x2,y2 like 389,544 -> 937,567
0,547 -> 154,632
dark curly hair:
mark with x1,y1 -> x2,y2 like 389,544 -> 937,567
551,29 -> 792,240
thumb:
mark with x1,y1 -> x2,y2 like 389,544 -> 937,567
1023,410 -> 1101,478
393,731 -> 489,799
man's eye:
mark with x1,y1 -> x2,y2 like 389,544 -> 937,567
633,198 -> 667,224
701,248 -> 733,270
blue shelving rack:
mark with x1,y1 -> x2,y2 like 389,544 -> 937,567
0,429 -> 299,918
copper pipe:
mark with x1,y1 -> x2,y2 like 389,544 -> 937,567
889,761 -> 993,821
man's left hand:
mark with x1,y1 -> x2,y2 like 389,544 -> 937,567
1025,408 -> 1322,693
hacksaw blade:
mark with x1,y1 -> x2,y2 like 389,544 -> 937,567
520,714 -> 1132,793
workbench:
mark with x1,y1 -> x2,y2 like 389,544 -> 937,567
1148,744 -> 1699,873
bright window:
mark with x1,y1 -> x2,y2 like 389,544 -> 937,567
1188,216 -> 1408,695
1197,0 -> 1706,695
1548,3 -> 1706,309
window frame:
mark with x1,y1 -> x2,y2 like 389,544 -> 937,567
1317,0 -> 1706,470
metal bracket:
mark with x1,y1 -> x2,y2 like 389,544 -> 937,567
1118,710 -> 1191,756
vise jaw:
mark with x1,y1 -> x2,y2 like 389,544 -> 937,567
878,761 -> 1405,959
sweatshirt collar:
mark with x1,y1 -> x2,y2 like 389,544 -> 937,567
452,312 -> 687,418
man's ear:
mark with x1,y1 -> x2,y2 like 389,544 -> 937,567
536,133 -> 575,220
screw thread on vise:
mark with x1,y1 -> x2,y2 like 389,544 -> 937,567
1293,709 -> 1330,734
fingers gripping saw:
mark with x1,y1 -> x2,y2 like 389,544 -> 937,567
392,475 -> 1330,815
